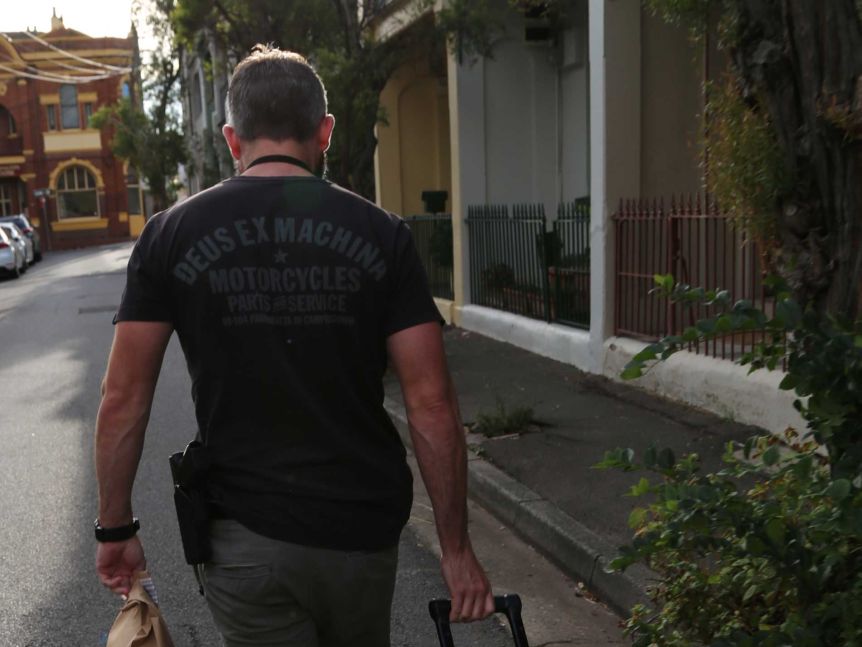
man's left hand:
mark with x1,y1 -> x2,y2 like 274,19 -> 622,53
96,537 -> 146,597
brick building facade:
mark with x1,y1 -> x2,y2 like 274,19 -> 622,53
0,12 -> 144,251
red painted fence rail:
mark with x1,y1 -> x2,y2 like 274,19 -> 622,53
613,194 -> 778,363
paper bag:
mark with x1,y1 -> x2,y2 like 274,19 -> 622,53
107,571 -> 175,647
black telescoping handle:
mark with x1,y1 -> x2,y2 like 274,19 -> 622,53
428,594 -> 529,647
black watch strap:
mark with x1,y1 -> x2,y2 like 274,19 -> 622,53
94,518 -> 140,542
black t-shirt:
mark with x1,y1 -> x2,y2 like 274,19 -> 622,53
117,175 -> 441,550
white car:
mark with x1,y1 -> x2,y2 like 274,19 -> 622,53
0,226 -> 25,279
0,223 -> 33,267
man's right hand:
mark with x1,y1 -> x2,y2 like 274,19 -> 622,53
441,545 -> 495,622
387,323 -> 494,621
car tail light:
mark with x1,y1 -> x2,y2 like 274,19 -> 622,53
0,242 -> 8,248
22,227 -> 32,234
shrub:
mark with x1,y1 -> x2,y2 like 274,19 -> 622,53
597,275 -> 862,646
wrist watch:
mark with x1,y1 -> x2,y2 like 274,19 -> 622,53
94,517 -> 140,542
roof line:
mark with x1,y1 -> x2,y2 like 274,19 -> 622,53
8,30 -> 129,72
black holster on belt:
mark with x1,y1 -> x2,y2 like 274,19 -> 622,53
169,441 -> 211,565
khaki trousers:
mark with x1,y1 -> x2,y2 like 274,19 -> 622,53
200,519 -> 398,647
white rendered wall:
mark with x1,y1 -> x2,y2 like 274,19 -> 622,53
448,5 -> 592,218
559,4 -> 591,203
602,337 -> 806,434
482,36 -> 557,214
459,305 -> 592,369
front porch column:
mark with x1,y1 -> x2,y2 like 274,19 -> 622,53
446,52 -> 486,322
589,0 -> 642,372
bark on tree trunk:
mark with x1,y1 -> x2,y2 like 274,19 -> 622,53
731,0 -> 862,319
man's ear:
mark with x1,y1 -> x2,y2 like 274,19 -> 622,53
318,115 -> 335,152
222,124 -> 242,160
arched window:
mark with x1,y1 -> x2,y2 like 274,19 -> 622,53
57,165 -> 99,218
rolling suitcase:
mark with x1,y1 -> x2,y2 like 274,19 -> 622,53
428,594 -> 530,647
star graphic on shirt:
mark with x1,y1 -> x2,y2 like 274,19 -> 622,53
274,248 -> 289,264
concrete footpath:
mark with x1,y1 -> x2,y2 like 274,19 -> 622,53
383,327 -> 763,617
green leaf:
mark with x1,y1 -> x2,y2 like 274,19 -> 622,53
629,477 -> 651,497
826,479 -> 852,500
682,326 -> 700,342
743,437 -> 755,459
594,447 -> 637,470
762,446 -> 780,466
775,298 -> 802,328
621,366 -> 643,380
779,373 -> 797,391
632,343 -> 662,363
696,318 -> 718,334
628,507 -> 648,528
743,584 -> 759,602
607,556 -> 633,572
657,448 -> 676,470
765,518 -> 785,545
653,273 -> 674,293
743,535 -> 767,555
644,445 -> 658,468
854,335 -> 862,348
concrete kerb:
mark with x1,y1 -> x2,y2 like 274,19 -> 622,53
384,396 -> 651,618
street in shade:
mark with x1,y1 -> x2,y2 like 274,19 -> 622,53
0,243 -> 625,646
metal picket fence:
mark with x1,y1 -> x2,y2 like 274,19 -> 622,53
552,200 -> 590,328
466,201 -> 590,327
613,194 -> 778,361
404,213 -> 454,300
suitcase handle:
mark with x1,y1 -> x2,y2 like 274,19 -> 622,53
428,594 -> 529,647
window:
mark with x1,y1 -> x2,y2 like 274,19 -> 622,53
122,81 -> 131,99
57,165 -> 98,218
0,107 -> 15,137
82,102 -> 93,126
0,184 -> 12,216
46,105 -> 58,131
191,71 -> 202,122
59,84 -> 80,129
126,168 -> 142,215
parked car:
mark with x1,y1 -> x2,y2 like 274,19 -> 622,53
0,214 -> 41,261
0,226 -> 25,279
0,223 -> 32,268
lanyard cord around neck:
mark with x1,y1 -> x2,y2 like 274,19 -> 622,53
245,154 -> 314,175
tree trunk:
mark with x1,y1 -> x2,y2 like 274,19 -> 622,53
731,0 -> 862,319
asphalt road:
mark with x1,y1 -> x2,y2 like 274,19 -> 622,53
0,243 -> 624,646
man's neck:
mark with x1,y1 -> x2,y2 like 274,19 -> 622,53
240,140 -> 316,177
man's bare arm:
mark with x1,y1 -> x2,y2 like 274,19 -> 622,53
95,321 -> 172,595
387,322 -> 493,622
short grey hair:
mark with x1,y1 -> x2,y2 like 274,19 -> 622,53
225,44 -> 327,142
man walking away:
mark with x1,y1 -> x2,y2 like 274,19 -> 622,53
93,45 -> 493,646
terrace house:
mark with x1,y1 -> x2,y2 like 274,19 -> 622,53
370,0 -> 801,435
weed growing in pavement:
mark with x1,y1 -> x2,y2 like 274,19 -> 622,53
473,398 -> 536,438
